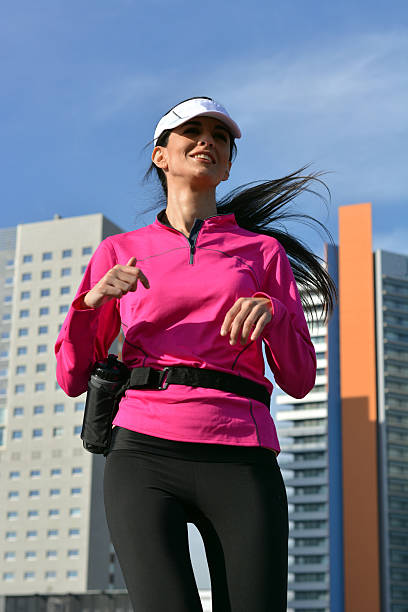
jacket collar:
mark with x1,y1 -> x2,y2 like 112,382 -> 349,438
155,208 -> 236,230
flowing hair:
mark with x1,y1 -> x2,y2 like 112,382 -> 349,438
143,98 -> 338,323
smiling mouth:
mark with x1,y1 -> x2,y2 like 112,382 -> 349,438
191,153 -> 215,163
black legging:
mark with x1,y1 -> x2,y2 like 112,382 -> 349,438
103,428 -> 288,612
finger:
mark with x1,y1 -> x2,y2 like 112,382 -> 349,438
240,311 -> 264,344
126,257 -> 137,266
220,299 -> 244,336
250,313 -> 270,341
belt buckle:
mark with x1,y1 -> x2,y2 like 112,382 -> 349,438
157,367 -> 170,390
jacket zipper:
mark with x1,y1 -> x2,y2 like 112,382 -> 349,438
164,218 -> 204,265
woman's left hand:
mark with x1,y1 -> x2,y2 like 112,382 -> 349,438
220,297 -> 273,345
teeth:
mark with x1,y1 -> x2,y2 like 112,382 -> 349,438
194,154 -> 212,162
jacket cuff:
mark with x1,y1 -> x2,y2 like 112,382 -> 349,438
251,291 -> 287,328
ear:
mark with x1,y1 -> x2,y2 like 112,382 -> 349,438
221,160 -> 232,182
152,146 -> 168,171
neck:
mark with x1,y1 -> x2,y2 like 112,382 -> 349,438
165,185 -> 218,236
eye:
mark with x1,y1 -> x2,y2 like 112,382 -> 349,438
215,132 -> 228,142
183,127 -> 199,134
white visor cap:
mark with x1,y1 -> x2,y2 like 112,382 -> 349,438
153,98 -> 241,145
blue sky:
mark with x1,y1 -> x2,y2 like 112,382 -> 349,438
1,0 -> 407,590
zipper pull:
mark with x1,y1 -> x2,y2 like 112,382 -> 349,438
189,245 -> 195,265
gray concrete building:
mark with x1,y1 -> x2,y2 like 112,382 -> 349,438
0,214 -> 125,595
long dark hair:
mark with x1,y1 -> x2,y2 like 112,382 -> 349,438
143,98 -> 337,323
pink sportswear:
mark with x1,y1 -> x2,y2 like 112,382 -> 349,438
55,210 -> 316,456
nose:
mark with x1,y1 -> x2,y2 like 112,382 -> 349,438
197,131 -> 215,147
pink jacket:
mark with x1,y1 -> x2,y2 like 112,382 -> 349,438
55,210 -> 316,455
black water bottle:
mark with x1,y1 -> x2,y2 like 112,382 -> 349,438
81,354 -> 130,454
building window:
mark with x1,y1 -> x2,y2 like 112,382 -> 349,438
4,295 -> 12,303
41,270 -> 51,279
19,309 -> 29,318
7,511 -> 18,520
35,382 -> 45,392
75,402 -> 85,412
67,570 -> 78,579
42,252 -> 52,261
24,571 -> 35,580
53,427 -> 63,437
22,273 -> 32,282
1,331 -> 10,339
59,304 -> 69,314
68,529 -> 80,537
28,490 -> 40,498
16,365 -> 26,375
28,510 -> 39,519
60,286 -> 70,295
47,529 -> 59,538
8,491 -> 19,499
26,530 -> 38,539
54,404 -> 64,413
40,288 -> 50,297
2,313 -> 11,322
46,550 -> 57,559
71,488 -> 82,496
48,509 -> 60,517
32,429 -> 43,438
3,572 -> 15,581
12,430 -> 22,439
23,255 -> 33,264
9,471 -> 20,479
18,328 -> 28,337
13,407 -> 24,417
33,405 -> 44,415
70,508 -> 81,518
25,551 -> 37,560
20,290 -> 30,300
30,469 -> 41,478
72,467 -> 83,476
14,385 -> 25,394
36,363 -> 46,373
39,307 -> 49,316
68,549 -> 79,558
73,425 -> 82,435
82,246 -> 92,255
17,346 -> 27,355
81,265 -> 87,273
61,267 -> 71,277
51,468 -> 62,477
62,249 -> 72,258
38,326 -> 48,335
37,344 -> 47,353
4,552 -> 16,561
45,571 -> 57,579
0,368 -> 8,376
50,489 -> 61,497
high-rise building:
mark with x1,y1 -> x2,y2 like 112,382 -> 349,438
276,203 -> 408,612
0,214 -> 126,594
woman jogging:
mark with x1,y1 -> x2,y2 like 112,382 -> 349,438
55,97 -> 336,612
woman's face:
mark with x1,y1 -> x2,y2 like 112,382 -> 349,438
152,116 -> 232,190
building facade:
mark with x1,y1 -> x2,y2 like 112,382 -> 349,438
0,214 -> 126,594
275,203 -> 408,612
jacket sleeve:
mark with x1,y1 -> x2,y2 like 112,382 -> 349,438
252,241 -> 316,399
54,238 -> 121,397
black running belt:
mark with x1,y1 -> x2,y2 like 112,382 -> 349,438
127,365 -> 271,409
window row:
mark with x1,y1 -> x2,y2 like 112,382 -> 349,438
3,570 -> 79,581
9,467 -> 83,478
21,286 -> 71,299
4,549 -> 79,560
22,247 -> 92,262
16,364 -> 47,374
13,403 -> 84,416
19,305 -> 69,317
7,508 -> 81,519
16,345 -> 48,355
8,488 -> 82,499
5,529 -> 80,540
17,323 -> 63,338
20,266 -> 87,282
11,426 -> 82,438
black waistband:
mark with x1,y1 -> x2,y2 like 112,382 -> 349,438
126,365 -> 271,409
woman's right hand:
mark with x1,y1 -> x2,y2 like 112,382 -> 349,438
83,257 -> 150,309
